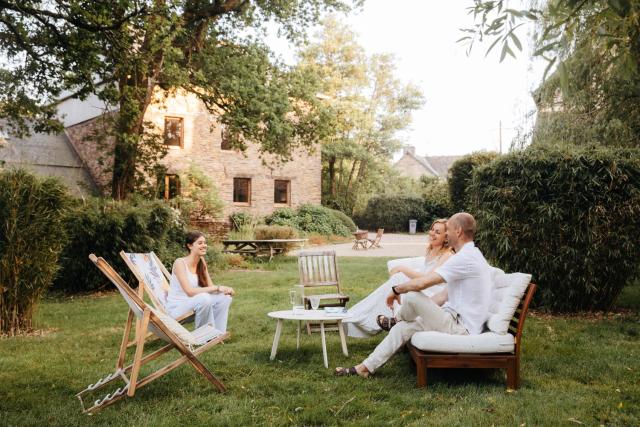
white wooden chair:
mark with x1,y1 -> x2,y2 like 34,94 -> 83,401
120,251 -> 194,347
76,254 -> 228,414
297,250 -> 349,333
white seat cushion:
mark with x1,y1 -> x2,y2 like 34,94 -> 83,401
411,331 -> 515,353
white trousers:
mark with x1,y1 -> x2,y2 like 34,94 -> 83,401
168,293 -> 233,332
362,291 -> 468,373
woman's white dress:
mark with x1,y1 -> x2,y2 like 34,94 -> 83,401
343,257 -> 445,338
166,259 -> 233,331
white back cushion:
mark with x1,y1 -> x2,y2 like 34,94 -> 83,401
486,267 -> 531,334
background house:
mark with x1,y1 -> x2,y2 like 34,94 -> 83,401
393,146 -> 461,180
0,89 -> 321,220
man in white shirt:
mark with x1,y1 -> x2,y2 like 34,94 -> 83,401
335,212 -> 492,378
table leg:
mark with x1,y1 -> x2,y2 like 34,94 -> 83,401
296,320 -> 301,349
270,319 -> 283,361
337,320 -> 349,356
320,321 -> 328,368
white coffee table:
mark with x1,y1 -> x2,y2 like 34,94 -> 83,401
268,310 -> 350,368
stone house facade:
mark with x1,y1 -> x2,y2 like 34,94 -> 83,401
393,146 -> 461,180
1,88 -> 321,220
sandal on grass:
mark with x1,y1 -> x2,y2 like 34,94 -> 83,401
376,315 -> 397,332
334,367 -> 369,378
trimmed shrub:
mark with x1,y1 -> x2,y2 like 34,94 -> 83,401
53,197 -> 185,293
254,225 -> 299,252
264,207 -> 298,229
265,205 -> 352,237
449,152 -> 500,212
354,196 -> 450,232
0,169 -> 70,335
295,204 -> 351,236
254,225 -> 299,240
327,208 -> 358,232
468,147 -> 640,312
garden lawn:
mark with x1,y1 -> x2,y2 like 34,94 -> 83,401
1,257 -> 639,426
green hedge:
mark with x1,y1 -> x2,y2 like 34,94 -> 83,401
0,169 -> 70,334
53,197 -> 185,293
265,204 -> 352,237
449,152 -> 500,212
354,196 -> 451,232
468,147 -> 640,312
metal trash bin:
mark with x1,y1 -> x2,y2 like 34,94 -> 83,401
409,219 -> 417,235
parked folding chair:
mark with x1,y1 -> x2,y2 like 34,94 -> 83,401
76,254 -> 228,414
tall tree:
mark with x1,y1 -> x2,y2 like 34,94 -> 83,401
462,0 -> 640,147
0,0 -> 359,199
297,17 -> 424,213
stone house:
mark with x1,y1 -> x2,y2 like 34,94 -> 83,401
393,146 -> 461,180
0,88 -> 321,221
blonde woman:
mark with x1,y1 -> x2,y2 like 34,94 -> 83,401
343,219 -> 453,338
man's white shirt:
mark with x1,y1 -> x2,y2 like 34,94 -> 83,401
435,241 -> 492,335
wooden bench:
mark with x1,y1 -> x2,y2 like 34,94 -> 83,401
222,239 -> 308,260
407,283 -> 536,390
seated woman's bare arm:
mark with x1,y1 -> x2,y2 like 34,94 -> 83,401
389,265 -> 423,279
202,261 -> 235,296
389,251 -> 454,279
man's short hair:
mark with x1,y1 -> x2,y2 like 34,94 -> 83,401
451,212 -> 476,239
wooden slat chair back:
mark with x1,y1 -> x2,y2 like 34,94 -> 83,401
120,251 -> 195,348
76,254 -> 228,414
368,228 -> 384,249
297,251 -> 349,333
407,283 -> 537,390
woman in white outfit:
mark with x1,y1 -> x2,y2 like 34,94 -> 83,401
167,231 -> 235,331
343,219 -> 453,338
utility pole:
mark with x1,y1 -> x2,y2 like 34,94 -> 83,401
499,120 -> 502,154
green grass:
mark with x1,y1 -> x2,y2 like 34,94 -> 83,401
1,257 -> 639,426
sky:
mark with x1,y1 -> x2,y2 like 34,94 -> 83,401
269,0 -> 544,157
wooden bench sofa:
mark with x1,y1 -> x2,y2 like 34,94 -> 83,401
407,270 -> 536,390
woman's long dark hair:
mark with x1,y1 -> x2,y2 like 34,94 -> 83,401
185,231 -> 208,287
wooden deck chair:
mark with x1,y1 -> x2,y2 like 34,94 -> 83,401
76,254 -> 228,414
297,250 -> 349,333
120,251 -> 194,347
367,228 -> 384,249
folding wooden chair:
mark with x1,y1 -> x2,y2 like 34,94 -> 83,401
120,251 -> 194,347
76,254 -> 229,414
297,250 -> 349,333
367,228 -> 384,249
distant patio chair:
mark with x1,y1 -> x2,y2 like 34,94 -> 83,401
351,230 -> 369,250
367,228 -> 384,249
76,255 -> 228,414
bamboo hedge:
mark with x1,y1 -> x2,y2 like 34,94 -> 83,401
0,169 -> 69,335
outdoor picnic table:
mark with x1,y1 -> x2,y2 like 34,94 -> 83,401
221,239 -> 308,260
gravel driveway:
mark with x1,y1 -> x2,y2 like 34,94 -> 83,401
291,232 -> 427,258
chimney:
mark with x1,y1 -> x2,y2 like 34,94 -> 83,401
403,146 -> 416,156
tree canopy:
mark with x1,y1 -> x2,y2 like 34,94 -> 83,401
297,17 -> 424,214
0,0 -> 360,198
464,0 -> 640,147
